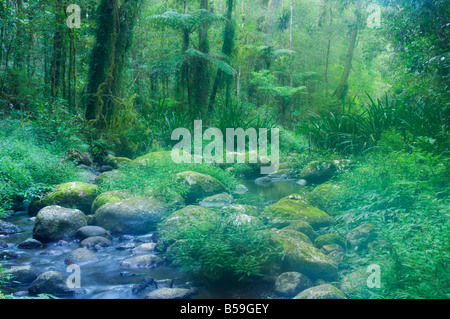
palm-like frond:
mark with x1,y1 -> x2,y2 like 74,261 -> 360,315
149,9 -> 224,33
184,48 -> 236,76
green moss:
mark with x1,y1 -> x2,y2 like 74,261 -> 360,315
36,182 -> 100,214
299,160 -> 351,183
269,228 -> 337,280
283,220 -> 318,240
262,194 -> 335,229
133,151 -> 173,165
314,234 -> 347,250
91,189 -> 132,214
106,157 -> 132,168
175,171 -> 227,203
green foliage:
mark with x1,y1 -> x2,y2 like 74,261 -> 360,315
299,93 -> 449,155
98,156 -> 239,205
0,261 -> 11,288
162,213 -> 278,282
332,140 -> 449,298
0,118 -> 84,215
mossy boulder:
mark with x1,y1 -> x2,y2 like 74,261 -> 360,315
95,170 -> 124,185
64,248 -> 98,265
261,194 -> 335,229
133,151 -> 199,166
29,182 -> 100,215
33,206 -> 87,243
270,229 -> 338,280
222,204 -> 258,217
174,171 -> 227,204
91,190 -> 132,214
4,266 -> 40,286
159,205 -> 219,245
105,157 -> 132,169
199,193 -> 235,208
308,183 -> 347,215
314,234 -> 347,250
293,284 -> 346,299
283,221 -> 319,241
299,160 -> 351,183
94,196 -> 169,235
274,272 -> 313,297
28,271 -> 74,296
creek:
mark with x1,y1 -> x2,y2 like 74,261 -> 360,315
1,179 -> 305,299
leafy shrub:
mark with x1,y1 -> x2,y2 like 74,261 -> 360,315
162,213 -> 279,282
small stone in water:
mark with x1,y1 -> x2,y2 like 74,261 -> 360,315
116,243 -> 135,251
155,279 -> 174,289
57,240 -> 69,246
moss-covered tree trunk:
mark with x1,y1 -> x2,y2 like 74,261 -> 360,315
85,0 -> 142,129
209,0 -> 235,109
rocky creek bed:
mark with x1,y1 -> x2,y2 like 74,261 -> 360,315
0,154 -> 371,299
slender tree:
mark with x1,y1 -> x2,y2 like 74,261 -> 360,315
209,0 -> 235,109
333,0 -> 362,100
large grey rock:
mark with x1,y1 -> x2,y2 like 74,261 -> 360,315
293,284 -> 347,299
28,271 -> 74,296
18,238 -> 43,249
76,226 -> 110,240
80,236 -> 112,250
33,206 -> 87,243
274,272 -> 313,297
131,243 -> 157,254
94,197 -> 168,235
145,288 -> 193,299
64,248 -> 98,265
5,266 -> 40,285
121,254 -> 163,269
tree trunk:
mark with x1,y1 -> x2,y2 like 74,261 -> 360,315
324,5 -> 333,96
333,1 -> 361,100
191,0 -> 210,115
85,0 -> 142,127
209,0 -> 235,109
50,1 -> 67,100
289,0 -> 293,87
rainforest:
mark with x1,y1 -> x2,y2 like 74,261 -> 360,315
0,0 -> 448,301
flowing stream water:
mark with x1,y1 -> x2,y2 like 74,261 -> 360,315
1,179 -> 306,299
